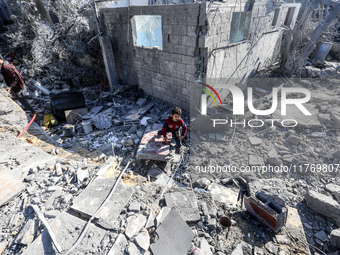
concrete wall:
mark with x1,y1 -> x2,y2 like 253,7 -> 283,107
100,3 -> 204,110
191,0 -> 301,109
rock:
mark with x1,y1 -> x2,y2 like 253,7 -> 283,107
305,191 -> 340,220
124,139 -> 134,147
333,151 -> 340,160
125,214 -> 147,239
198,238 -> 213,255
24,174 -> 35,182
325,183 -> 340,203
136,130 -> 144,138
200,202 -> 209,216
265,242 -> 278,254
44,210 -> 60,219
231,241 -> 252,255
134,229 -> 150,251
286,135 -> 301,145
128,124 -> 137,134
314,230 -> 328,242
330,229 -> 340,249
249,137 -> 262,145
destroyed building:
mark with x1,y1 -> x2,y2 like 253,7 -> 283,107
99,0 -> 300,110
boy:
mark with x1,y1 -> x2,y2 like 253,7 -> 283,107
0,56 -> 36,115
158,107 -> 187,154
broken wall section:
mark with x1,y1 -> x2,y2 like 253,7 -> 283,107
100,3 -> 205,111
198,0 -> 300,107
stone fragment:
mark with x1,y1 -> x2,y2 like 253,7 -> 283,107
286,135 -> 301,145
108,234 -> 128,255
125,214 -> 147,239
325,183 -> 340,203
249,137 -> 262,145
305,190 -> 340,220
330,229 -> 340,249
134,229 -> 150,251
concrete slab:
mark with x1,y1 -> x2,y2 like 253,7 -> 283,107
164,191 -> 200,223
71,176 -> 134,229
23,212 -> 106,255
0,169 -> 25,207
280,207 -> 310,254
151,209 -> 194,255
107,234 -> 128,255
124,102 -> 154,121
136,124 -> 171,161
272,104 -> 321,128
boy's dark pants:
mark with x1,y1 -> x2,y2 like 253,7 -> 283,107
157,130 -> 181,148
12,90 -> 35,114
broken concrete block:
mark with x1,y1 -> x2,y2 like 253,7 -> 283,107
128,201 -> 140,213
45,187 -> 62,210
266,157 -> 282,166
15,219 -> 39,245
23,212 -> 105,254
136,98 -> 147,107
198,238 -> 213,255
62,124 -> 75,137
156,207 -> 171,227
134,228 -> 150,251
231,241 -> 252,255
209,183 -> 239,208
164,191 -> 200,223
265,242 -> 279,254
305,190 -> 340,220
315,230 -> 328,242
249,137 -> 262,145
127,242 -> 142,255
280,207 -> 310,254
330,229 -> 340,249
248,155 -> 264,166
124,103 -> 154,121
71,176 -> 134,229
0,169 -> 26,207
108,234 -> 128,255
54,163 -> 62,176
125,214 -> 147,239
145,212 -> 155,229
151,209 -> 194,255
325,183 -> 340,203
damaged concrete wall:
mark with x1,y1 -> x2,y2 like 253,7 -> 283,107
100,3 -> 203,110
194,0 -> 301,108
100,0 -> 300,111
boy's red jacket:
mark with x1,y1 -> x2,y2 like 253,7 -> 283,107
0,61 -> 25,93
162,117 -> 187,137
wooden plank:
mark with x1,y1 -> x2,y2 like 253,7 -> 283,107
99,36 -> 119,91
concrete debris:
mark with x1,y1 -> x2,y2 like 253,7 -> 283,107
209,183 -> 239,208
145,212 -> 155,229
71,176 -> 134,229
198,238 -> 213,255
107,234 -> 128,255
305,190 -> 340,220
330,229 -> 340,249
0,169 -> 26,207
164,191 -> 200,223
325,183 -> 340,203
134,228 -> 150,251
14,219 -> 39,245
23,212 -> 106,255
151,209 -> 194,255
125,214 -> 147,239
155,207 -> 171,227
